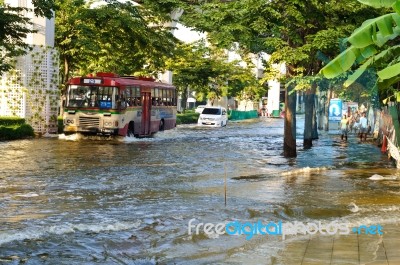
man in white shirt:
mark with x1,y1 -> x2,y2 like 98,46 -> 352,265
359,112 -> 368,142
340,115 -> 349,141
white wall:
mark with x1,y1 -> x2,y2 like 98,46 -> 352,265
1,1 -> 58,133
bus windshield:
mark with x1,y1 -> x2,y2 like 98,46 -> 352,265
67,85 -> 118,109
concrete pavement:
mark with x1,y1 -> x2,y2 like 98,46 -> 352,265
278,224 -> 400,265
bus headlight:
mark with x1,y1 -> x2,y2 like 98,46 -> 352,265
104,121 -> 112,127
66,119 -> 74,124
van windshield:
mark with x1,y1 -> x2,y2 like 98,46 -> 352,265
202,108 -> 221,115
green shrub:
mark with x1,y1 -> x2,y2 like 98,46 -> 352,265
58,116 -> 64,134
0,116 -> 26,126
176,112 -> 199,124
0,124 -> 34,141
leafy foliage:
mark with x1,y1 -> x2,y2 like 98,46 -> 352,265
166,41 -> 265,105
31,0 -> 56,18
0,1 -> 56,75
320,0 -> 400,101
0,5 -> 33,74
181,0 -> 382,83
55,0 -> 178,85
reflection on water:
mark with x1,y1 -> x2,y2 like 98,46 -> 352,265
0,116 -> 398,264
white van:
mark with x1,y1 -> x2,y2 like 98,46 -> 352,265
197,106 -> 228,127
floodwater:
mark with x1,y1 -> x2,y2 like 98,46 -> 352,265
0,116 -> 399,264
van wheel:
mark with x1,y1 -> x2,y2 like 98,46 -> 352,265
127,122 -> 135,137
159,120 -> 165,131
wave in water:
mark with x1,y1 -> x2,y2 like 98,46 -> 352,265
369,174 -> 398,180
0,221 -> 141,246
58,133 -> 83,141
281,166 -> 330,176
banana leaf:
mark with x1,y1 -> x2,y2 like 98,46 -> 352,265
377,74 -> 400,90
378,62 -> 400,79
357,0 -> 397,8
348,13 -> 400,48
320,45 -> 378,79
345,45 -> 400,87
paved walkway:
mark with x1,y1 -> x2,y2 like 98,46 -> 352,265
278,224 -> 400,265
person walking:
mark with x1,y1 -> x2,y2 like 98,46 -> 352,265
359,112 -> 368,142
340,114 -> 349,141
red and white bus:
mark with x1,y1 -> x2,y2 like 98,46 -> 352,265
63,72 -> 177,137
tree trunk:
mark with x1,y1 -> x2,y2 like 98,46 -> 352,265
317,91 -> 325,130
312,92 -> 319,140
303,89 -> 313,149
303,83 -> 316,148
284,84 -> 297,157
324,89 -> 332,131
181,86 -> 188,112
59,57 -> 70,118
63,56 -> 69,85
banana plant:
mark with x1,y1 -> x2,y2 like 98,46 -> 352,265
320,0 -> 400,90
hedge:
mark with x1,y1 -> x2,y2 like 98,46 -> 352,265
0,116 -> 26,126
176,111 -> 200,124
0,124 -> 34,140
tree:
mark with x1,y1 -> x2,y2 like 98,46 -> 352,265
0,0 -> 55,75
55,0 -> 178,84
320,0 -> 400,100
166,41 -> 265,109
55,0 -> 91,85
181,0 -> 383,156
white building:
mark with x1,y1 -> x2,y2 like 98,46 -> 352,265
0,0 -> 59,134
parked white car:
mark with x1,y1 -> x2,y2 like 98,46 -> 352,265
197,106 -> 228,127
195,105 -> 206,114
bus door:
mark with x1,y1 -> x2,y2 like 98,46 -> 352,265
141,91 -> 151,135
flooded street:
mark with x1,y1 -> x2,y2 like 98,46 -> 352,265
1,116 -> 400,264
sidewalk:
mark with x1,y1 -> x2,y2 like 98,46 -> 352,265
278,224 -> 400,265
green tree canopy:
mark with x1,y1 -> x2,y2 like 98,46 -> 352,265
166,41 -> 265,106
320,0 -> 400,101
0,0 -> 56,75
55,0 -> 179,86
181,0 -> 384,83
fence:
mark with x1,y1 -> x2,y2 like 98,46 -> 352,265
229,110 -> 259,120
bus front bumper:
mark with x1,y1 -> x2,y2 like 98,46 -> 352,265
64,125 -> 118,136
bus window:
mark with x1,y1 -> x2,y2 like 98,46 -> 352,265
119,89 -> 127,109
130,87 -> 137,106
163,89 -> 167,105
67,85 -> 85,107
88,87 -> 98,107
67,85 -> 96,107
127,86 -> 140,106
167,89 -> 172,106
126,87 -> 132,106
159,89 -> 163,105
136,87 -> 141,106
98,87 -> 118,109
